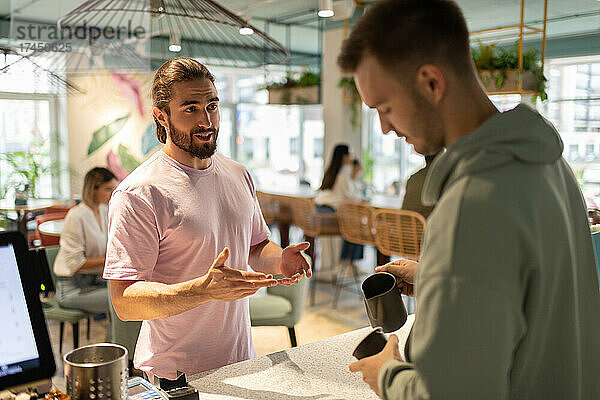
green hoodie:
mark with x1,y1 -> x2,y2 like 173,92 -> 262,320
379,104 -> 600,399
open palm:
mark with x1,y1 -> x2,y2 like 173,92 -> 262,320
280,242 -> 312,282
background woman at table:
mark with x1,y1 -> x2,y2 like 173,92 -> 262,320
315,143 -> 364,261
53,167 -> 118,313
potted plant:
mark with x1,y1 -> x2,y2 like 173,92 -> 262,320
471,41 -> 547,102
338,76 -> 363,129
265,70 -> 321,105
0,137 -> 57,199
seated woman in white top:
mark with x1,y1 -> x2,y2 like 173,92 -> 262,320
54,167 -> 118,314
314,144 -> 364,261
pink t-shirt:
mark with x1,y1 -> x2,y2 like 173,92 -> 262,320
103,150 -> 270,379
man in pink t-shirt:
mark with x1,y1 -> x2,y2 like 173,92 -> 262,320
103,58 -> 311,382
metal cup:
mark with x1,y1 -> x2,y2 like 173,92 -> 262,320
64,343 -> 128,400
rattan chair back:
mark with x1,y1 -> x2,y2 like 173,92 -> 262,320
257,191 -> 278,224
290,197 -> 339,237
272,194 -> 294,224
373,209 -> 426,260
337,200 -> 376,246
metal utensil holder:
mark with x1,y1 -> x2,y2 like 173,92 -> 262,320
64,343 -> 128,400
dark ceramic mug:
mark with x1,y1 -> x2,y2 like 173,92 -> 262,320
362,272 -> 408,333
353,327 -> 388,360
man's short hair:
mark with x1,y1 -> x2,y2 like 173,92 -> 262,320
151,58 -> 215,144
338,0 -> 472,81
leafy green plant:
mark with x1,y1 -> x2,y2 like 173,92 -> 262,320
471,41 -> 497,70
471,40 -> 547,102
262,69 -> 320,91
297,70 -> 320,88
262,69 -> 321,105
337,76 -> 362,129
362,145 -> 374,185
0,137 -> 58,198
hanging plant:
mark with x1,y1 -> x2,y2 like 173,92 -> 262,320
337,76 -> 362,129
262,69 -> 321,105
471,40 -> 547,103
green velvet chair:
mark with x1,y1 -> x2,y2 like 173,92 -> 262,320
249,276 -> 309,347
42,246 -> 93,353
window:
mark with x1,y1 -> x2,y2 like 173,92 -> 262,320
364,108 -> 424,195
217,106 -> 233,158
236,103 -> 300,188
290,137 -> 298,155
0,96 -> 63,200
0,53 -> 67,200
586,144 -> 595,156
569,144 -> 580,159
489,94 -> 521,112
542,57 -> 600,204
314,138 -> 323,158
265,137 -> 270,160
301,107 -> 324,188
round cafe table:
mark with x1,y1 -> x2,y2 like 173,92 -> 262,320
0,198 -> 63,238
38,219 -> 65,237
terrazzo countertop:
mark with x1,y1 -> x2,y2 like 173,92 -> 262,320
188,315 -> 415,400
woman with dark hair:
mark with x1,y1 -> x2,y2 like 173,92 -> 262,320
315,144 -> 364,261
54,167 -> 118,314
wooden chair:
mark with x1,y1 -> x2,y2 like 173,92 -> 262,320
256,191 -> 279,224
256,192 -> 294,247
35,211 -> 69,247
373,209 -> 426,261
289,197 -> 339,305
333,200 -> 377,308
29,204 -> 73,246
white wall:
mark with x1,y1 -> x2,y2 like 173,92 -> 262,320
322,27 -> 362,164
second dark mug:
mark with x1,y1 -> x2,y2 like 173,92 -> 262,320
362,271 -> 408,333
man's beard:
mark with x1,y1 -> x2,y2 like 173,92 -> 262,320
168,118 -> 218,159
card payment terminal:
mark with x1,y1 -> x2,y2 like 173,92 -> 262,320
127,376 -> 199,400
127,377 -> 167,400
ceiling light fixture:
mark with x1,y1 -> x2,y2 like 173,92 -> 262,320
239,26 -> 254,35
169,34 -> 181,52
318,0 -> 334,17
57,0 -> 290,68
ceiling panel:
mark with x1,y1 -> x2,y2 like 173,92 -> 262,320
2,0 -> 599,63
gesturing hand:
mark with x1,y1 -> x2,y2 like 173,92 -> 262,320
375,259 -> 418,296
349,334 -> 402,396
278,242 -> 311,286
197,248 -> 278,302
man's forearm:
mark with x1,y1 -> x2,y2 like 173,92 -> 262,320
111,278 -> 208,321
248,240 -> 282,275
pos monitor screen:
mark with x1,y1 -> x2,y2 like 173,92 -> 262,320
0,232 -> 55,390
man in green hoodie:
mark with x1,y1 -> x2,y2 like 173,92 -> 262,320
340,0 -> 600,399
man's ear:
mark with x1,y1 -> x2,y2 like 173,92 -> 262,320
152,106 -> 169,131
415,64 -> 446,105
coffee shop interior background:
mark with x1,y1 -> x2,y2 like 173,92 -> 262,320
1,0 -> 600,391
1,0 -> 597,204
